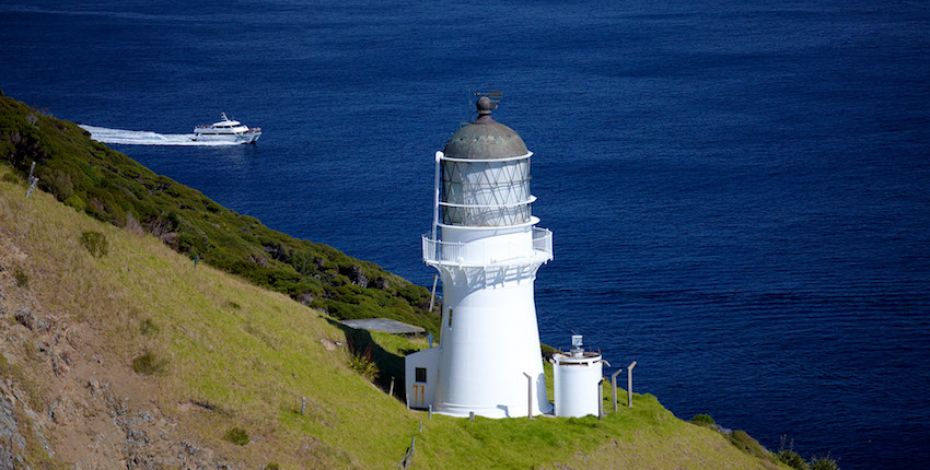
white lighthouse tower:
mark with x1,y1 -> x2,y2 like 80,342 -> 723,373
405,97 -> 554,418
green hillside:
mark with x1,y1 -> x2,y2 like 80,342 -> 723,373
0,164 -> 788,468
0,93 -> 800,468
0,93 -> 438,334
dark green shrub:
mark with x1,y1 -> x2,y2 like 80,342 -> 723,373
778,450 -> 809,470
224,427 -> 249,446
690,413 -> 716,427
810,456 -> 839,470
131,351 -> 165,375
13,267 -> 28,288
264,464 -> 280,470
80,231 -> 109,258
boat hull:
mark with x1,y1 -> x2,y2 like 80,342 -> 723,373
191,131 -> 261,144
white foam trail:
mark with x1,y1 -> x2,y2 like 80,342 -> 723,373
79,125 -> 243,146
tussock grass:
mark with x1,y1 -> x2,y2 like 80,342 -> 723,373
0,165 -> 788,469
79,230 -> 108,257
224,427 -> 250,446
132,351 -> 166,375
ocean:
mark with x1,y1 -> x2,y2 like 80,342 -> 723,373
2,1 -> 929,467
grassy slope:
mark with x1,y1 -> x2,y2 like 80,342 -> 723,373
0,165 -> 785,469
0,94 -> 438,334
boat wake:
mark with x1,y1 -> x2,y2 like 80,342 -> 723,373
79,125 -> 242,146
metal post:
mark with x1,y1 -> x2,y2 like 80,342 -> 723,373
389,376 -> 395,397
419,418 -> 422,432
523,372 -> 533,419
611,369 -> 622,413
428,274 -> 439,312
627,361 -> 637,408
597,379 -> 604,420
428,404 -> 432,420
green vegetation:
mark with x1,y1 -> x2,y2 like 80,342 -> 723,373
730,429 -> 776,462
778,450 -> 810,470
690,413 -> 716,427
0,95 -> 438,334
139,318 -> 160,336
131,351 -> 166,375
811,456 -> 839,470
224,427 -> 250,446
347,345 -> 380,382
13,266 -> 28,288
79,230 -> 109,257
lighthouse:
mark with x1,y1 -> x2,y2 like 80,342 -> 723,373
405,97 -> 554,418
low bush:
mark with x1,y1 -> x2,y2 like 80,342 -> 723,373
690,413 -> 716,428
348,345 -> 380,381
79,231 -> 109,258
13,267 -> 28,288
139,318 -> 159,336
777,450 -> 809,470
810,456 -> 839,470
131,351 -> 165,375
224,427 -> 249,446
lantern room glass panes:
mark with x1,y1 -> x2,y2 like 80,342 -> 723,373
441,158 -> 533,226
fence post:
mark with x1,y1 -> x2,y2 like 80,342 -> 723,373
597,379 -> 604,420
611,369 -> 622,413
428,404 -> 432,420
300,396 -> 307,415
627,361 -> 637,408
389,376 -> 395,397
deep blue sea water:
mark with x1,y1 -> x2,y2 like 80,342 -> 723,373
2,2 -> 929,468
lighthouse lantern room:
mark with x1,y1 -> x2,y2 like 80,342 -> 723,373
405,97 -> 554,418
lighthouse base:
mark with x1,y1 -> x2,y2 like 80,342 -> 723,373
434,400 -> 553,419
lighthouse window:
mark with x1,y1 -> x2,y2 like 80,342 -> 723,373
415,367 -> 427,383
448,308 -> 454,327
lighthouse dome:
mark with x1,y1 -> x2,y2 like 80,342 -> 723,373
442,97 -> 528,159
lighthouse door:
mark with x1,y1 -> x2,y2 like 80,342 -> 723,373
413,367 -> 428,407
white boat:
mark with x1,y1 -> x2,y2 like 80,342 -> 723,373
192,113 -> 262,144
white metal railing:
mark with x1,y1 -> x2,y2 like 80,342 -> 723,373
532,227 -> 553,257
421,227 -> 553,266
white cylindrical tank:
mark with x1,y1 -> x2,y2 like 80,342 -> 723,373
552,337 -> 603,417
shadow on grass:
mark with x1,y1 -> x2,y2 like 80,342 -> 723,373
327,318 -> 408,402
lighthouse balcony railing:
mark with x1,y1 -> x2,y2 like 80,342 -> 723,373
422,227 -> 553,267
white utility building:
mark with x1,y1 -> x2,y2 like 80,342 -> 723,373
552,335 -> 604,417
405,97 -> 554,418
